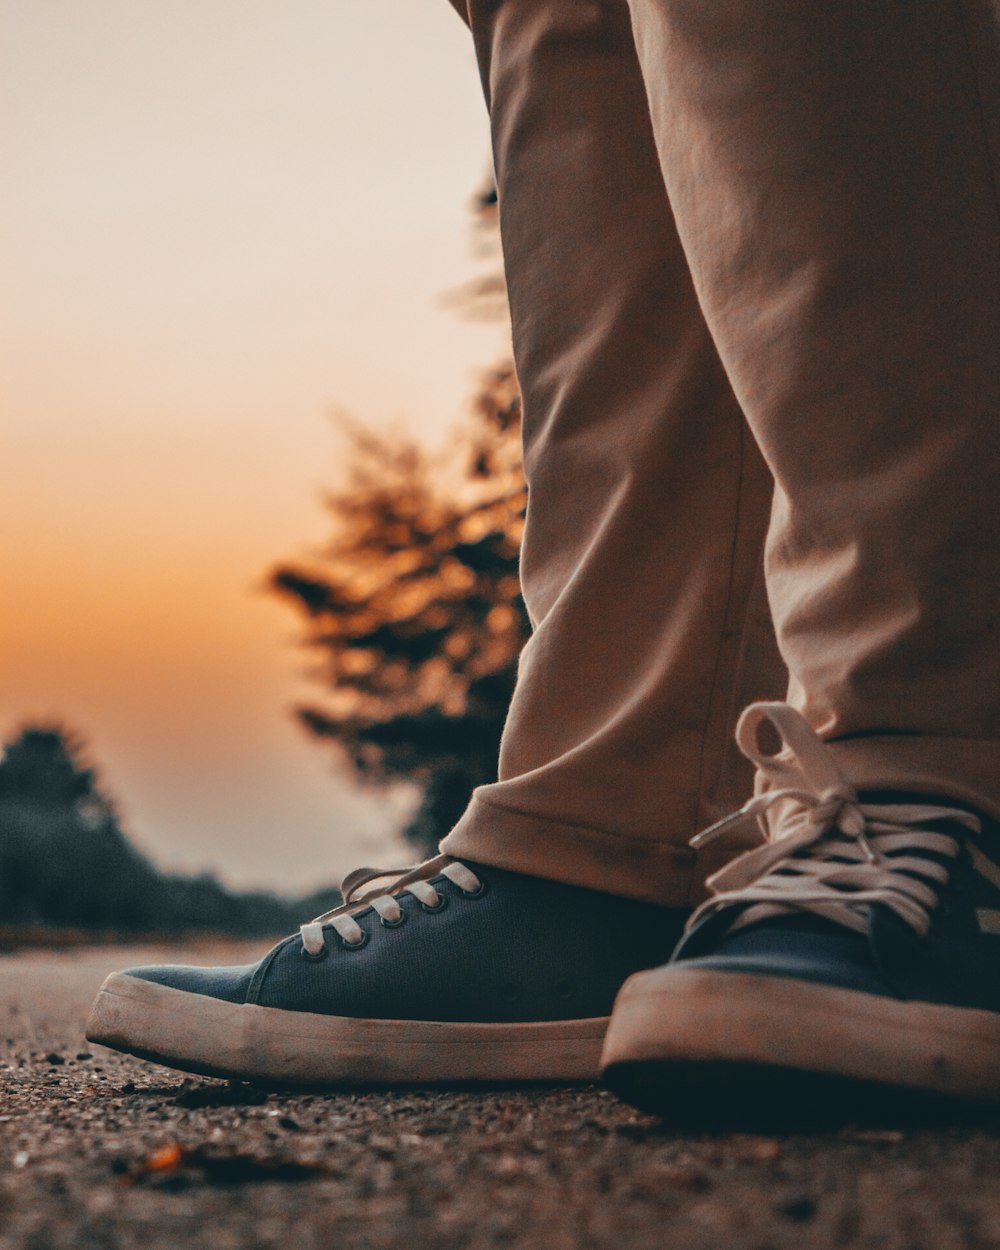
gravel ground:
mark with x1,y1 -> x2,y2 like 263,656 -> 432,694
4,943 -> 1000,1250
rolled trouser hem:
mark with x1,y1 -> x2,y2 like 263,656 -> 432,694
827,736 -> 1000,824
440,794 -> 706,907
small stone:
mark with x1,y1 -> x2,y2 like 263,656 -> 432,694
781,1197 -> 818,1222
45,1052 -> 65,1065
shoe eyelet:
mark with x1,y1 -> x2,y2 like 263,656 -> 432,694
337,928 -> 370,951
379,911 -> 407,929
552,979 -> 575,1001
301,943 -> 328,963
460,878 -> 488,900
420,895 -> 449,915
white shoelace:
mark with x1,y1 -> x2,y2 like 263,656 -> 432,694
689,702 -> 980,939
299,855 -> 483,956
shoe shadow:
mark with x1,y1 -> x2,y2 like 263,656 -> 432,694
611,1061 -> 1000,1136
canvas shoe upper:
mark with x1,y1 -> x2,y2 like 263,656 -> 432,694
601,702 -> 1000,1112
86,856 -> 687,1086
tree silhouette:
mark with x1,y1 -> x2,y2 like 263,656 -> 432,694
0,723 -> 160,929
269,184 -> 528,854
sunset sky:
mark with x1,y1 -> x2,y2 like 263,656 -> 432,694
1,1 -> 504,893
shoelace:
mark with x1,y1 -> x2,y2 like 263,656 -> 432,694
299,855 -> 483,956
689,702 -> 981,940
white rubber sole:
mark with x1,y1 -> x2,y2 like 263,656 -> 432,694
85,973 -> 609,1085
601,967 -> 1000,1109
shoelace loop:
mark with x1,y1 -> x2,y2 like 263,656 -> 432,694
689,702 -> 981,939
299,856 -> 482,956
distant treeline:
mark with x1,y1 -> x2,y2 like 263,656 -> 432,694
0,726 -> 340,940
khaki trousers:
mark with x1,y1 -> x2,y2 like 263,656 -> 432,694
440,0 -> 1000,907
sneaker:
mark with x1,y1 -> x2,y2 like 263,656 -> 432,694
601,702 -> 1000,1113
86,856 -> 687,1085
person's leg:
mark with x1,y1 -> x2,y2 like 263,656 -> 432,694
441,0 -> 784,906
603,0 -> 1000,1107
86,0 -> 787,1084
623,0 -> 1000,797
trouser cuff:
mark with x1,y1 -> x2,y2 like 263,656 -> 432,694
440,793 -> 756,908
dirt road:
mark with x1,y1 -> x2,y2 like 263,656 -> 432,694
3,943 -> 1000,1250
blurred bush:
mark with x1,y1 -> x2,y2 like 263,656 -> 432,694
0,724 -> 339,938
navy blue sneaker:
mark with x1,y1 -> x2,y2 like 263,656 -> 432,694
602,702 -> 1000,1113
86,857 -> 687,1085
